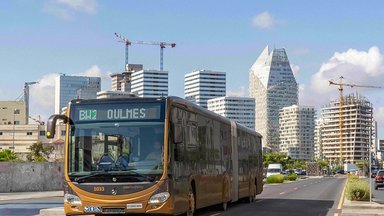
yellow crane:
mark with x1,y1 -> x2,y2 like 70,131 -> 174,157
328,76 -> 381,167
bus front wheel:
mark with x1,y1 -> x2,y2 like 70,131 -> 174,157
186,186 -> 195,216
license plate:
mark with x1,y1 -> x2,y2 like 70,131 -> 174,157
102,208 -> 125,214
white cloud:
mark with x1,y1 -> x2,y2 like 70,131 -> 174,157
300,46 -> 384,107
252,12 -> 279,30
44,0 -> 98,20
375,107 -> 384,124
227,86 -> 247,97
290,64 -> 300,77
29,65 -> 112,122
29,73 -> 57,122
75,65 -> 112,91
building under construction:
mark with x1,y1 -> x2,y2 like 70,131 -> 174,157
320,93 -> 373,165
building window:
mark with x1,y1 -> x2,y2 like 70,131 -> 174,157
39,131 -> 46,136
0,132 -> 2,135
9,146 -> 14,150
61,131 -> 66,136
14,121 -> 20,125
27,132 -> 33,135
14,109 -> 20,114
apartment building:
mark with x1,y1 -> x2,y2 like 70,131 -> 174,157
131,69 -> 168,97
320,93 -> 373,165
0,124 -> 65,157
207,96 -> 255,129
279,105 -> 315,160
0,101 -> 26,125
184,70 -> 226,108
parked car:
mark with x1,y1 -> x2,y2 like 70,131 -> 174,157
284,169 -> 295,176
374,170 -> 384,190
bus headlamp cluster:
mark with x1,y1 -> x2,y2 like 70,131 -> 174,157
64,194 -> 82,205
148,192 -> 170,204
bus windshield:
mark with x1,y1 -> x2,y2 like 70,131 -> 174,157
67,101 -> 165,182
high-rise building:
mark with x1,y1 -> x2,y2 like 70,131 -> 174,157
184,70 -> 226,108
249,46 -> 298,151
207,96 -> 255,129
320,93 -> 374,165
314,118 -> 324,160
279,105 -> 315,161
131,69 -> 168,97
110,64 -> 143,92
55,75 -> 101,114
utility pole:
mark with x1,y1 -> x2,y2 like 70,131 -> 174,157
24,82 -> 38,124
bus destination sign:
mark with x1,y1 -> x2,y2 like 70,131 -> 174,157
75,103 -> 162,122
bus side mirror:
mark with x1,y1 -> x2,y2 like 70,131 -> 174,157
46,114 -> 67,138
173,123 -> 183,144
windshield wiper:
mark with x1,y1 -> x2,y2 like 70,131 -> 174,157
73,171 -> 110,183
72,170 -> 154,183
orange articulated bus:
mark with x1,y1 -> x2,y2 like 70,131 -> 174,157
46,96 -> 263,215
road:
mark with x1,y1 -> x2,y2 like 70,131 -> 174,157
193,176 -> 346,216
0,176 -> 346,216
0,197 -> 63,216
370,177 -> 384,202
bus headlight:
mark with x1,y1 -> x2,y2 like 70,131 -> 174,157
64,194 -> 82,205
148,192 -> 170,204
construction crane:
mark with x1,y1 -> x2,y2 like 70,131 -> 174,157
328,76 -> 381,167
134,40 -> 176,71
114,32 -> 131,71
114,32 -> 176,71
29,115 -> 44,125
24,82 -> 38,124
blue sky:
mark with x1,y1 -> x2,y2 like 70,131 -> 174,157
1,0 -> 384,138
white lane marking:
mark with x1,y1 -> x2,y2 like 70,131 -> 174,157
293,187 -> 298,190
279,192 -> 285,195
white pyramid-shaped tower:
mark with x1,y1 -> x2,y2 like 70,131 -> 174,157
249,46 -> 298,152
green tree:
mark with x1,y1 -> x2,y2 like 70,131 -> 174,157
316,159 -> 329,170
0,149 -> 18,161
27,142 -> 54,162
263,152 -> 292,170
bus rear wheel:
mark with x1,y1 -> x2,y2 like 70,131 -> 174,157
248,182 -> 257,203
222,201 -> 228,211
186,186 -> 195,216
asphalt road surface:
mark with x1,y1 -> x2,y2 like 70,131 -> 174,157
194,176 -> 346,216
0,176 -> 346,216
0,197 -> 63,216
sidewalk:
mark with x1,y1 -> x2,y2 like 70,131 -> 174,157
0,191 -> 63,201
342,199 -> 384,216
0,191 -> 65,216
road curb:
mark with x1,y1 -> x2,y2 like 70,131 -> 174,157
39,207 -> 65,216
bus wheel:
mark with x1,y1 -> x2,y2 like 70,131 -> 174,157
248,183 -> 256,203
222,201 -> 228,211
187,186 -> 195,216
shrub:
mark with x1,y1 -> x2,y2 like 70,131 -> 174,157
347,174 -> 359,181
0,150 -> 18,161
266,174 -> 284,184
346,178 -> 370,201
287,173 -> 297,181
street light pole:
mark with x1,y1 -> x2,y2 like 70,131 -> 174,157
369,126 -> 372,203
12,109 -> 16,151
